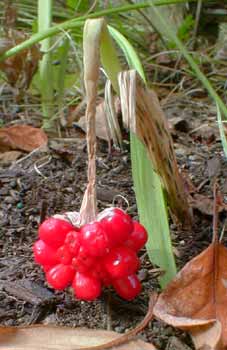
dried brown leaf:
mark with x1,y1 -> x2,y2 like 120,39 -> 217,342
77,102 -> 110,141
153,242 -> 227,349
0,28 -> 41,92
0,150 -> 22,165
0,125 -> 48,152
189,194 -> 227,216
119,70 -> 191,225
0,326 -> 157,350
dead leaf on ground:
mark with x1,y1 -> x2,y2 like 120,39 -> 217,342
77,101 -> 110,141
0,125 -> 48,152
0,326 -> 157,350
189,193 -> 227,216
153,242 -> 227,349
0,151 -> 22,165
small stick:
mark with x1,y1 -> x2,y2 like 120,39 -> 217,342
40,200 -> 48,224
75,293 -> 157,350
212,182 -> 219,244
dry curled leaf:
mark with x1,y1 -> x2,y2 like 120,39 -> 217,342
118,70 -> 191,225
0,326 -> 157,350
153,242 -> 227,349
0,125 -> 48,152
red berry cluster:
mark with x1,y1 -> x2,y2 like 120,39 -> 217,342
33,208 -> 148,301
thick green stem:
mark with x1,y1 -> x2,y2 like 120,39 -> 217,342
38,0 -> 54,128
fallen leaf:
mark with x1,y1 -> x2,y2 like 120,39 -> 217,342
77,101 -> 111,141
0,326 -> 157,350
189,193 -> 227,216
153,242 -> 227,349
0,125 -> 48,152
0,151 -> 22,165
191,321 -> 222,350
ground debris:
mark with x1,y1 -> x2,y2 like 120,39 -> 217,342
166,336 -> 192,350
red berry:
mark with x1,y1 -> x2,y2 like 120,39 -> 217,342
64,231 -> 80,255
113,274 -> 141,300
80,222 -> 110,257
72,246 -> 97,272
103,246 -> 140,279
39,218 -> 74,248
33,240 -> 58,266
98,208 -> 133,246
46,264 -> 75,290
43,265 -> 52,273
125,221 -> 148,252
72,271 -> 101,301
56,245 -> 73,265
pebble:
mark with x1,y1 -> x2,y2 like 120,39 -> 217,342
9,180 -> 17,189
4,196 -> 15,204
114,326 -> 125,333
17,202 -> 23,209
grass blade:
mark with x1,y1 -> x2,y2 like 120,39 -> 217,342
148,1 -> 227,120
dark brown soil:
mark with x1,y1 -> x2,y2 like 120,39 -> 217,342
0,95 -> 226,349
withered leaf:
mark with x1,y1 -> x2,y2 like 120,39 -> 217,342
0,326 -> 157,350
0,125 -> 48,152
153,242 -> 227,349
189,193 -> 227,216
0,150 -> 22,165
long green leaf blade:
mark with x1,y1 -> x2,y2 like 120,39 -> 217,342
131,135 -> 177,287
109,26 -> 177,286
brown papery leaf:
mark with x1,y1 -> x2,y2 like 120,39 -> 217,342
0,125 -> 48,152
153,242 -> 227,349
118,70 -> 191,225
0,326 -> 157,350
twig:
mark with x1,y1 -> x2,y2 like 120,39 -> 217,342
212,181 -> 219,244
74,293 -> 158,350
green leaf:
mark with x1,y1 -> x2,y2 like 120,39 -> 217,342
108,26 -> 176,287
131,135 -> 177,287
108,25 -> 146,83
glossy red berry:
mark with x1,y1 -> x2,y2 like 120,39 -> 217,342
80,222 -> 110,257
39,217 -> 74,248
64,231 -> 80,255
33,240 -> 58,266
72,271 -> 101,301
46,264 -> 75,290
103,246 -> 140,279
72,251 -> 97,273
56,245 -> 73,265
113,274 -> 141,300
125,221 -> 148,252
98,208 -> 133,246
42,265 -> 52,273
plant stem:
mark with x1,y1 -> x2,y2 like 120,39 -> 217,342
38,0 -> 54,128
